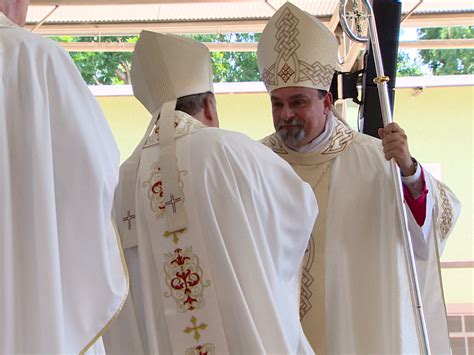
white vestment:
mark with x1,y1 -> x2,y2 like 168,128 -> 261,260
0,14 -> 128,354
104,111 -> 317,354
262,116 -> 461,355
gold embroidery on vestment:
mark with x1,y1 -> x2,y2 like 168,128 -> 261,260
437,182 -> 453,240
183,316 -> 208,342
145,112 -> 207,148
300,236 -> 315,319
261,134 -> 289,155
322,122 -> 354,155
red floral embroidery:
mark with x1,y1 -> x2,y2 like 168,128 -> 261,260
195,345 -> 211,355
185,343 -> 215,355
164,247 -> 210,312
151,179 -> 163,195
144,163 -> 187,219
170,249 -> 201,309
171,248 -> 191,266
143,163 -> 166,219
151,179 -> 165,211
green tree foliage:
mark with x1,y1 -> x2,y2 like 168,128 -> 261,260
52,36 -> 137,84
417,26 -> 473,75
187,33 -> 261,82
53,28 -> 472,85
53,33 -> 261,85
396,51 -> 423,77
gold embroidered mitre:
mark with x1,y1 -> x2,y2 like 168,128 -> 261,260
257,2 -> 338,92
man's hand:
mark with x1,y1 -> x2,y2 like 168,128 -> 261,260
378,122 -> 416,176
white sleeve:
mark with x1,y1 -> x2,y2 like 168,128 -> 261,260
410,170 -> 461,260
405,177 -> 434,261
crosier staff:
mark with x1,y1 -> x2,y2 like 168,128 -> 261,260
339,0 -> 431,353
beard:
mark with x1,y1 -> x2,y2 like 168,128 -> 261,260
276,119 -> 305,148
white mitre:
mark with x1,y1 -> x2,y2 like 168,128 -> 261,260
131,31 -> 213,233
257,2 -> 338,92
131,31 -> 214,114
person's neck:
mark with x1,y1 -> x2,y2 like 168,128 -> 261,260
0,2 -> 26,27
289,113 -> 335,153
0,10 -> 21,27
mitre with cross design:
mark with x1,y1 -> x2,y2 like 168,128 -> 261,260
257,2 -> 338,93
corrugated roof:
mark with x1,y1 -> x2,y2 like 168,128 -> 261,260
26,2 -> 295,24
402,0 -> 474,13
25,0 -> 474,33
27,4 -> 277,23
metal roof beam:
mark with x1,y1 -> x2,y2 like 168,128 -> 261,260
400,38 -> 474,49
25,19 -> 272,36
401,12 -> 473,28
30,0 -> 265,4
58,41 -> 259,52
56,38 -> 474,53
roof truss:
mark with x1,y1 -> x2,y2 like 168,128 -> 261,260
26,12 -> 474,37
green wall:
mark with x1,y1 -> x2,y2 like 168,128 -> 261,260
97,85 -> 473,305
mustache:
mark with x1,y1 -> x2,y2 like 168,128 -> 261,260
277,118 -> 305,130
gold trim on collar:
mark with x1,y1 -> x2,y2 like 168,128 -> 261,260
261,134 -> 288,155
144,111 -> 207,148
322,120 -> 354,155
261,118 -> 355,165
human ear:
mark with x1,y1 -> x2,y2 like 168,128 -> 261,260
323,91 -> 333,114
203,94 -> 219,128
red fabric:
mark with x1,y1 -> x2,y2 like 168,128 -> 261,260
403,169 -> 428,226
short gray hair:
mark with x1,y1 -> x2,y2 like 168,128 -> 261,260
175,91 -> 214,116
317,89 -> 326,99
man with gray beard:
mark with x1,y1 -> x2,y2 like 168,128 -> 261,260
258,3 -> 460,355
276,114 -> 305,146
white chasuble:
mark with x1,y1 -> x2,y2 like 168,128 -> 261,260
262,116 -> 461,355
0,13 -> 128,354
105,111 -> 318,354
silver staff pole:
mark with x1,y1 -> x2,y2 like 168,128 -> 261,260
339,0 -> 431,353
